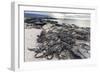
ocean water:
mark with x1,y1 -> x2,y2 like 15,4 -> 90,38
55,19 -> 90,27
24,12 -> 90,27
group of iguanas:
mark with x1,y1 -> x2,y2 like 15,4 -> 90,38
28,22 -> 90,60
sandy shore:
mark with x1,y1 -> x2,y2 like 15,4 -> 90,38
24,28 -> 44,62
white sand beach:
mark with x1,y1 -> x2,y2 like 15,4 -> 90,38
24,28 -> 44,62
